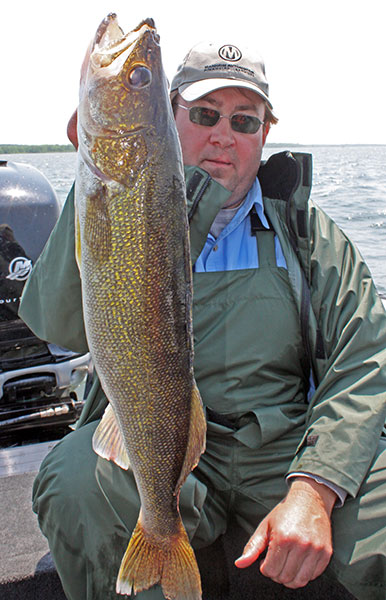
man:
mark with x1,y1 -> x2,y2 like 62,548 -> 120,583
20,41 -> 386,600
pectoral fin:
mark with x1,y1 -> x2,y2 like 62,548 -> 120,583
92,403 -> 130,469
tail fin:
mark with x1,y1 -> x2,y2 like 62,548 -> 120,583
116,513 -> 202,600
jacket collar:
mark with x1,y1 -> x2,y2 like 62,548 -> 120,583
258,151 -> 312,203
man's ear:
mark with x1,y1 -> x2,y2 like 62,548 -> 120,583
262,122 -> 270,145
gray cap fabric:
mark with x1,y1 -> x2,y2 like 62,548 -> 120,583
170,41 -> 272,108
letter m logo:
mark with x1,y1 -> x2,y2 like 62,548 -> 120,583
218,45 -> 242,62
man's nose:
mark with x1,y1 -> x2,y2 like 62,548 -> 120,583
208,116 -> 235,146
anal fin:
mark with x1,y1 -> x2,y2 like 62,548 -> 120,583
175,382 -> 206,494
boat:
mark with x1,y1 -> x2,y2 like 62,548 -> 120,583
0,160 -> 380,600
0,160 -> 90,599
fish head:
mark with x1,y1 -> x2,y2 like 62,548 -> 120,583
78,14 -> 173,184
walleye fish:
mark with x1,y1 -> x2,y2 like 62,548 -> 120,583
75,14 -> 206,600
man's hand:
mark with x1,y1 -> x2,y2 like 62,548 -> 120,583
235,477 -> 336,589
67,110 -> 78,150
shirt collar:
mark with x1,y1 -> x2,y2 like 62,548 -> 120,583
216,177 -> 269,241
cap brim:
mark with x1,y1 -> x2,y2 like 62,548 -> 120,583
179,78 -> 273,109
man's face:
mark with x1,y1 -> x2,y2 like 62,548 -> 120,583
174,87 -> 269,207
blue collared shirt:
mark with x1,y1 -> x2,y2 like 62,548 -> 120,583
194,177 -> 287,272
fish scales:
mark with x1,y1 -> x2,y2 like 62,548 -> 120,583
75,14 -> 206,600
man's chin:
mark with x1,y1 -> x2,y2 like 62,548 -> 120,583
201,168 -> 232,192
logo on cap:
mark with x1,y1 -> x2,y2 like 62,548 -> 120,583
218,45 -> 242,62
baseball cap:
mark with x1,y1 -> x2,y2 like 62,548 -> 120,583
170,41 -> 273,109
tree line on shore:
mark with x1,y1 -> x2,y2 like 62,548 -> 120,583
0,144 -> 75,154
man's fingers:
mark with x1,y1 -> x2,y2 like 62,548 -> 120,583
259,539 -> 290,579
67,110 -> 78,149
279,552 -> 330,589
263,547 -> 313,587
260,541 -> 332,588
235,520 -> 269,568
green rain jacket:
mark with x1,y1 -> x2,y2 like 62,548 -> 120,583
19,151 -> 386,498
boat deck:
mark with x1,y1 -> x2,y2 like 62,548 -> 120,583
0,455 -> 65,600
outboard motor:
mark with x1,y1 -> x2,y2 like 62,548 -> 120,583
0,160 -> 61,319
0,160 -> 90,446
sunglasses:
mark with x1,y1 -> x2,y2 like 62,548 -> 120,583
177,104 -> 263,134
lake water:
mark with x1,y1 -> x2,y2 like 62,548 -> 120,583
1,146 -> 385,296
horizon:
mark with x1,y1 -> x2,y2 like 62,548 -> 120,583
2,142 -> 386,153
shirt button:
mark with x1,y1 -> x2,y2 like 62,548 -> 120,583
213,245 -> 218,252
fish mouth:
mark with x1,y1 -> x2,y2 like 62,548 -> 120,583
91,14 -> 158,70
94,15 -> 156,46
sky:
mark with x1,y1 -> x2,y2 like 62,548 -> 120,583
2,0 -> 385,145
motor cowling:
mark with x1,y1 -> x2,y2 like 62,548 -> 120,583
0,160 -> 61,320
0,161 -> 91,445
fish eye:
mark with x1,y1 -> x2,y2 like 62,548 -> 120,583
128,66 -> 152,88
